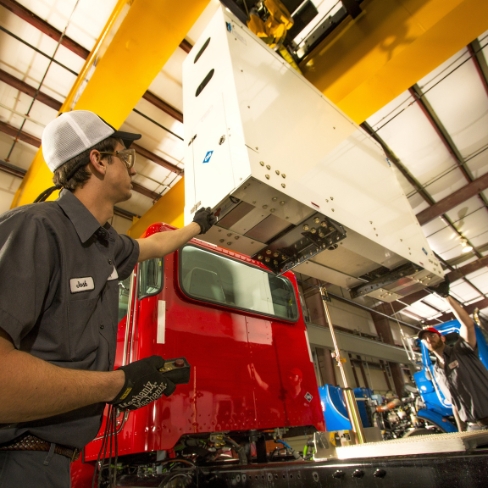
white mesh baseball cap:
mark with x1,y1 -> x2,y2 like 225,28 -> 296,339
41,110 -> 141,172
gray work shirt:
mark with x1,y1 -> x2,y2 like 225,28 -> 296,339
0,190 -> 139,448
434,338 -> 488,423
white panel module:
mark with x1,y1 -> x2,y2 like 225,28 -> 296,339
182,6 -> 443,296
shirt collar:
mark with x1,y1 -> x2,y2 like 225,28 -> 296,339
56,190 -> 107,244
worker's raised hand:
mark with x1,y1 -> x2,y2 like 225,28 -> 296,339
109,356 -> 175,411
429,280 -> 450,298
193,207 -> 217,234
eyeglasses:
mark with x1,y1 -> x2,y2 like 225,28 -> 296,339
99,148 -> 136,171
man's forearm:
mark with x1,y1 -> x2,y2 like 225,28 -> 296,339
446,296 -> 476,347
447,296 -> 473,328
0,347 -> 124,423
137,222 -> 201,262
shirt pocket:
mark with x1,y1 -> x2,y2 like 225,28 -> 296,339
68,296 -> 101,363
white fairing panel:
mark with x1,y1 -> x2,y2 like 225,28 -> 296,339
182,7 -> 443,298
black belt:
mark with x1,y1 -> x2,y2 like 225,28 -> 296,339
0,434 -> 80,461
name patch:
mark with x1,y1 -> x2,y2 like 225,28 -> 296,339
70,277 -> 95,293
449,360 -> 459,370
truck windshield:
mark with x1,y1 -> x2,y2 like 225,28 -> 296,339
180,245 -> 298,321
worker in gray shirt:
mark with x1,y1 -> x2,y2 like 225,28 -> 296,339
0,110 -> 216,488
419,282 -> 488,432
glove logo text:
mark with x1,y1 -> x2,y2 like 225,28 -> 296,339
119,381 -> 167,410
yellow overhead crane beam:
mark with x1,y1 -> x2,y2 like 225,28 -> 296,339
13,0 -> 487,236
11,0 -> 209,215
300,0 -> 488,123
129,0 -> 488,236
127,178 -> 185,237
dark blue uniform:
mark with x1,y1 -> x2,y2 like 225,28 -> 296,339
0,190 -> 139,486
434,338 -> 488,426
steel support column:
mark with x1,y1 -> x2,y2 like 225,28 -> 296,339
302,281 -> 339,386
300,0 -> 488,123
370,303 -> 405,397
11,0 -> 209,208
315,347 -> 337,386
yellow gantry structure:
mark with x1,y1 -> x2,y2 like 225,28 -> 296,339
11,0 -> 488,236
11,0 -> 210,214
300,0 -> 488,124
127,179 -> 185,238
130,0 -> 488,236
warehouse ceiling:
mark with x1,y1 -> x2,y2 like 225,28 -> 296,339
1,0 -> 488,329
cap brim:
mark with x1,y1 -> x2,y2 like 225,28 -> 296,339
113,130 -> 141,148
418,328 -> 440,340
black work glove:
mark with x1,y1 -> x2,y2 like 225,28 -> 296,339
109,356 -> 176,411
193,207 -> 217,234
430,280 -> 450,298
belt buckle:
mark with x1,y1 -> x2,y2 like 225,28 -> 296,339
71,448 -> 80,462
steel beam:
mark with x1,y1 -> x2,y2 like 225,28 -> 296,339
0,0 -> 192,61
388,256 -> 488,315
361,123 -> 482,260
11,0 -> 209,208
0,120 -> 41,147
410,81 -> 488,234
131,182 -> 160,201
1,0 -> 187,123
361,122 -> 434,205
1,68 -> 183,148
114,206 -> 139,220
382,290 -> 429,315
142,91 -> 183,123
131,143 -> 181,174
469,40 -> 488,97
445,256 -> 488,283
0,69 -> 62,111
0,159 -> 146,219
409,84 -> 472,181
425,296 -> 488,324
0,159 -> 26,178
416,172 -> 488,226
0,0 -> 89,58
300,0 -> 488,123
0,70 -> 181,175
1,2 -> 185,122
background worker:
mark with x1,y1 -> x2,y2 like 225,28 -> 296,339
0,110 -> 216,487
419,282 -> 488,432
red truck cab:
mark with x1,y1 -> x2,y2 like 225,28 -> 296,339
73,223 -> 324,485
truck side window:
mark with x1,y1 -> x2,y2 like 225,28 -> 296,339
118,275 -> 131,322
179,245 -> 298,321
139,257 -> 163,300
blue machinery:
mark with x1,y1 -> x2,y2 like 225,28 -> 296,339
413,319 -> 488,432
319,319 -> 488,434
319,385 -> 372,432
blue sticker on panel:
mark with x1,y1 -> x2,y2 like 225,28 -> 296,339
203,150 -> 214,164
